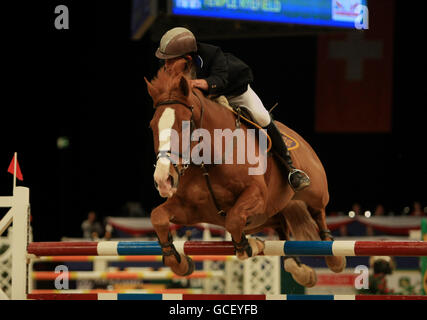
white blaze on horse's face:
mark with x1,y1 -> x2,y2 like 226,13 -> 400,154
154,107 -> 177,198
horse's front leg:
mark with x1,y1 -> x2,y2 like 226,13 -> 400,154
151,202 -> 194,276
225,183 -> 267,260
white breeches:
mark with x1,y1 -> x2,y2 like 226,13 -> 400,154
227,85 -> 271,127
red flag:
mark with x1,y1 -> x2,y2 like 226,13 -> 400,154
7,154 -> 23,181
315,0 -> 394,133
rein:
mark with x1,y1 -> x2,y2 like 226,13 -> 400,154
153,90 -> 226,217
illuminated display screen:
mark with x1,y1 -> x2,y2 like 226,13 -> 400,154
171,0 -> 368,29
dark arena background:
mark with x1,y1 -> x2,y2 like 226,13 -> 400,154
0,0 -> 426,304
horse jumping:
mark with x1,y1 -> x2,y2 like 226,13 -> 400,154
145,60 -> 346,287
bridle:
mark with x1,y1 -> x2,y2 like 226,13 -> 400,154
153,89 -> 205,189
152,89 -> 226,217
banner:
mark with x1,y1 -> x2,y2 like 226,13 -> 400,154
315,0 -> 394,132
105,217 -> 225,236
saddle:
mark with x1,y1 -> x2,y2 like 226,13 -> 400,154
214,95 -> 257,128
213,95 -> 299,152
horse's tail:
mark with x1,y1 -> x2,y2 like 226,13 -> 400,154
278,200 -> 320,241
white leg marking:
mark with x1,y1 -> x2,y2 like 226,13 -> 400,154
154,108 -> 176,192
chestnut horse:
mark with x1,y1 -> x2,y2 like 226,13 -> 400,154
145,61 -> 345,287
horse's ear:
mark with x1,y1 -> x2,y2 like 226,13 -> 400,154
172,59 -> 190,75
144,77 -> 158,98
179,76 -> 190,97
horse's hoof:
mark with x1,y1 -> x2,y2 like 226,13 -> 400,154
326,256 -> 346,273
284,258 -> 317,287
248,238 -> 265,256
293,266 -> 317,287
236,238 -> 264,260
301,266 -> 317,288
182,255 -> 195,276
164,253 -> 194,276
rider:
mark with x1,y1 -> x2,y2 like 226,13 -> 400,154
155,27 -> 310,192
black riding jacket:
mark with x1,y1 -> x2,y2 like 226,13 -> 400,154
194,42 -> 254,97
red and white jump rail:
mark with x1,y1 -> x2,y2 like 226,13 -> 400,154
27,293 -> 427,300
27,240 -> 427,257
32,270 -> 224,280
30,289 -> 204,294
33,255 -> 236,262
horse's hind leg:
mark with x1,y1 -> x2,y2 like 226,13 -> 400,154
282,200 -> 321,241
150,201 -> 195,276
274,212 -> 317,288
307,207 -> 346,273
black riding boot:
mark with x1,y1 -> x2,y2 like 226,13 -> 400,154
263,121 -> 311,192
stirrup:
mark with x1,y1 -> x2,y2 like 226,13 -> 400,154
288,169 -> 311,192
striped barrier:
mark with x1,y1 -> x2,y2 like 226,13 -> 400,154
27,240 -> 427,257
32,270 -> 224,280
27,293 -> 427,300
33,255 -> 236,262
30,289 -> 204,294
3,186 -> 427,300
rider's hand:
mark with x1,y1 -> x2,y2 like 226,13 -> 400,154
189,79 -> 208,91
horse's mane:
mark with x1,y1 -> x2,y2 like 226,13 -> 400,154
149,59 -> 225,115
150,59 -> 191,97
